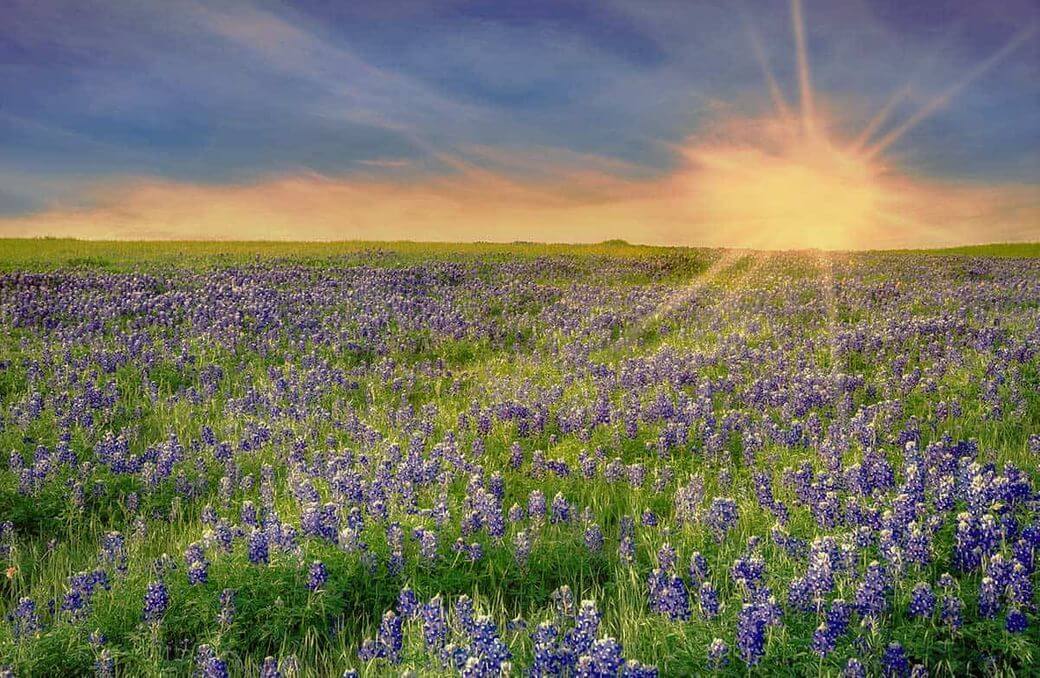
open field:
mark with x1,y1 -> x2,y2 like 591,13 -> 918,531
1,239 -> 1038,272
0,240 -> 1038,676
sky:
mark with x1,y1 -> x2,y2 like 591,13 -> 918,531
1,0 -> 1038,249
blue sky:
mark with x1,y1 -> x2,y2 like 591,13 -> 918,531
1,0 -> 1037,246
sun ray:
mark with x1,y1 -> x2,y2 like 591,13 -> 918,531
790,0 -> 815,137
623,249 -> 753,347
864,24 -> 1037,159
853,85 -> 912,151
812,249 -> 842,380
742,6 -> 792,120
852,24 -> 965,152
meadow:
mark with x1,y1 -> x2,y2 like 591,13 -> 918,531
0,239 -> 1037,677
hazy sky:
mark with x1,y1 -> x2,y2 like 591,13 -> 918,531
2,0 -> 1038,248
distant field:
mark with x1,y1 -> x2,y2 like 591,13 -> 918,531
0,239 -> 673,271
0,241 -> 1037,676
890,242 -> 1040,258
0,238 -> 1037,271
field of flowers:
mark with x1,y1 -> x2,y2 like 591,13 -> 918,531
0,240 -> 1038,677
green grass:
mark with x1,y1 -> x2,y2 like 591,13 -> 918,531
3,238 -> 1036,273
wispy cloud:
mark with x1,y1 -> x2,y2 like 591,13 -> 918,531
3,107 -> 1036,248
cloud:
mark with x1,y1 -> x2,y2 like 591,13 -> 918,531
2,110 -> 1036,249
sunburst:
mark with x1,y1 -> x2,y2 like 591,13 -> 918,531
690,0 -> 1038,251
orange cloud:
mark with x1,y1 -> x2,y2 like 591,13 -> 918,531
2,114 -> 1037,249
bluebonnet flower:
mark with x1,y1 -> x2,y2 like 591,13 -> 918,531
551,492 -> 572,524
62,569 -> 109,619
94,649 -> 115,678
730,555 -> 766,593
187,559 -> 209,585
619,516 -> 636,564
787,577 -> 813,612
551,586 -> 575,618
904,523 -> 932,566
386,523 -> 406,574
195,644 -> 229,678
699,582 -> 720,619
854,561 -> 890,618
259,656 -> 281,678
514,529 -> 531,565
657,543 -> 677,572
882,642 -> 910,677
467,615 -> 512,673
826,599 -> 851,636
576,637 -> 624,676
565,600 -> 601,656
806,550 -> 835,599
647,568 -> 690,621
397,587 -> 419,618
688,551 -> 709,585
218,588 -> 236,626
88,630 -> 106,648
508,503 -> 525,523
811,622 -> 837,657
641,509 -> 658,527
301,503 -> 339,543
978,576 -> 1000,618
986,553 -> 1012,589
421,596 -> 448,648
528,490 -> 546,524
736,603 -> 767,666
184,542 -> 205,566
842,658 -> 867,678
509,442 -> 523,469
359,610 -> 403,664
531,621 -> 564,677
707,638 -> 728,670
240,501 -> 258,527
908,582 -> 935,618
584,523 -> 604,553
1006,607 -> 1028,633
307,560 -> 328,591
99,531 -> 128,574
940,594 -> 964,630
621,660 -> 658,677
213,520 -> 234,553
142,581 -> 169,624
377,610 -> 403,663
954,512 -> 998,572
456,595 -> 478,634
248,527 -> 269,565
416,528 -> 438,562
10,597 -> 40,638
1008,561 -> 1033,605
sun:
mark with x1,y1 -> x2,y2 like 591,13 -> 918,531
666,0 -> 1034,251
679,116 -> 887,250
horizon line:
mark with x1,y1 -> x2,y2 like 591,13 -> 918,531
1,236 -> 1037,256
